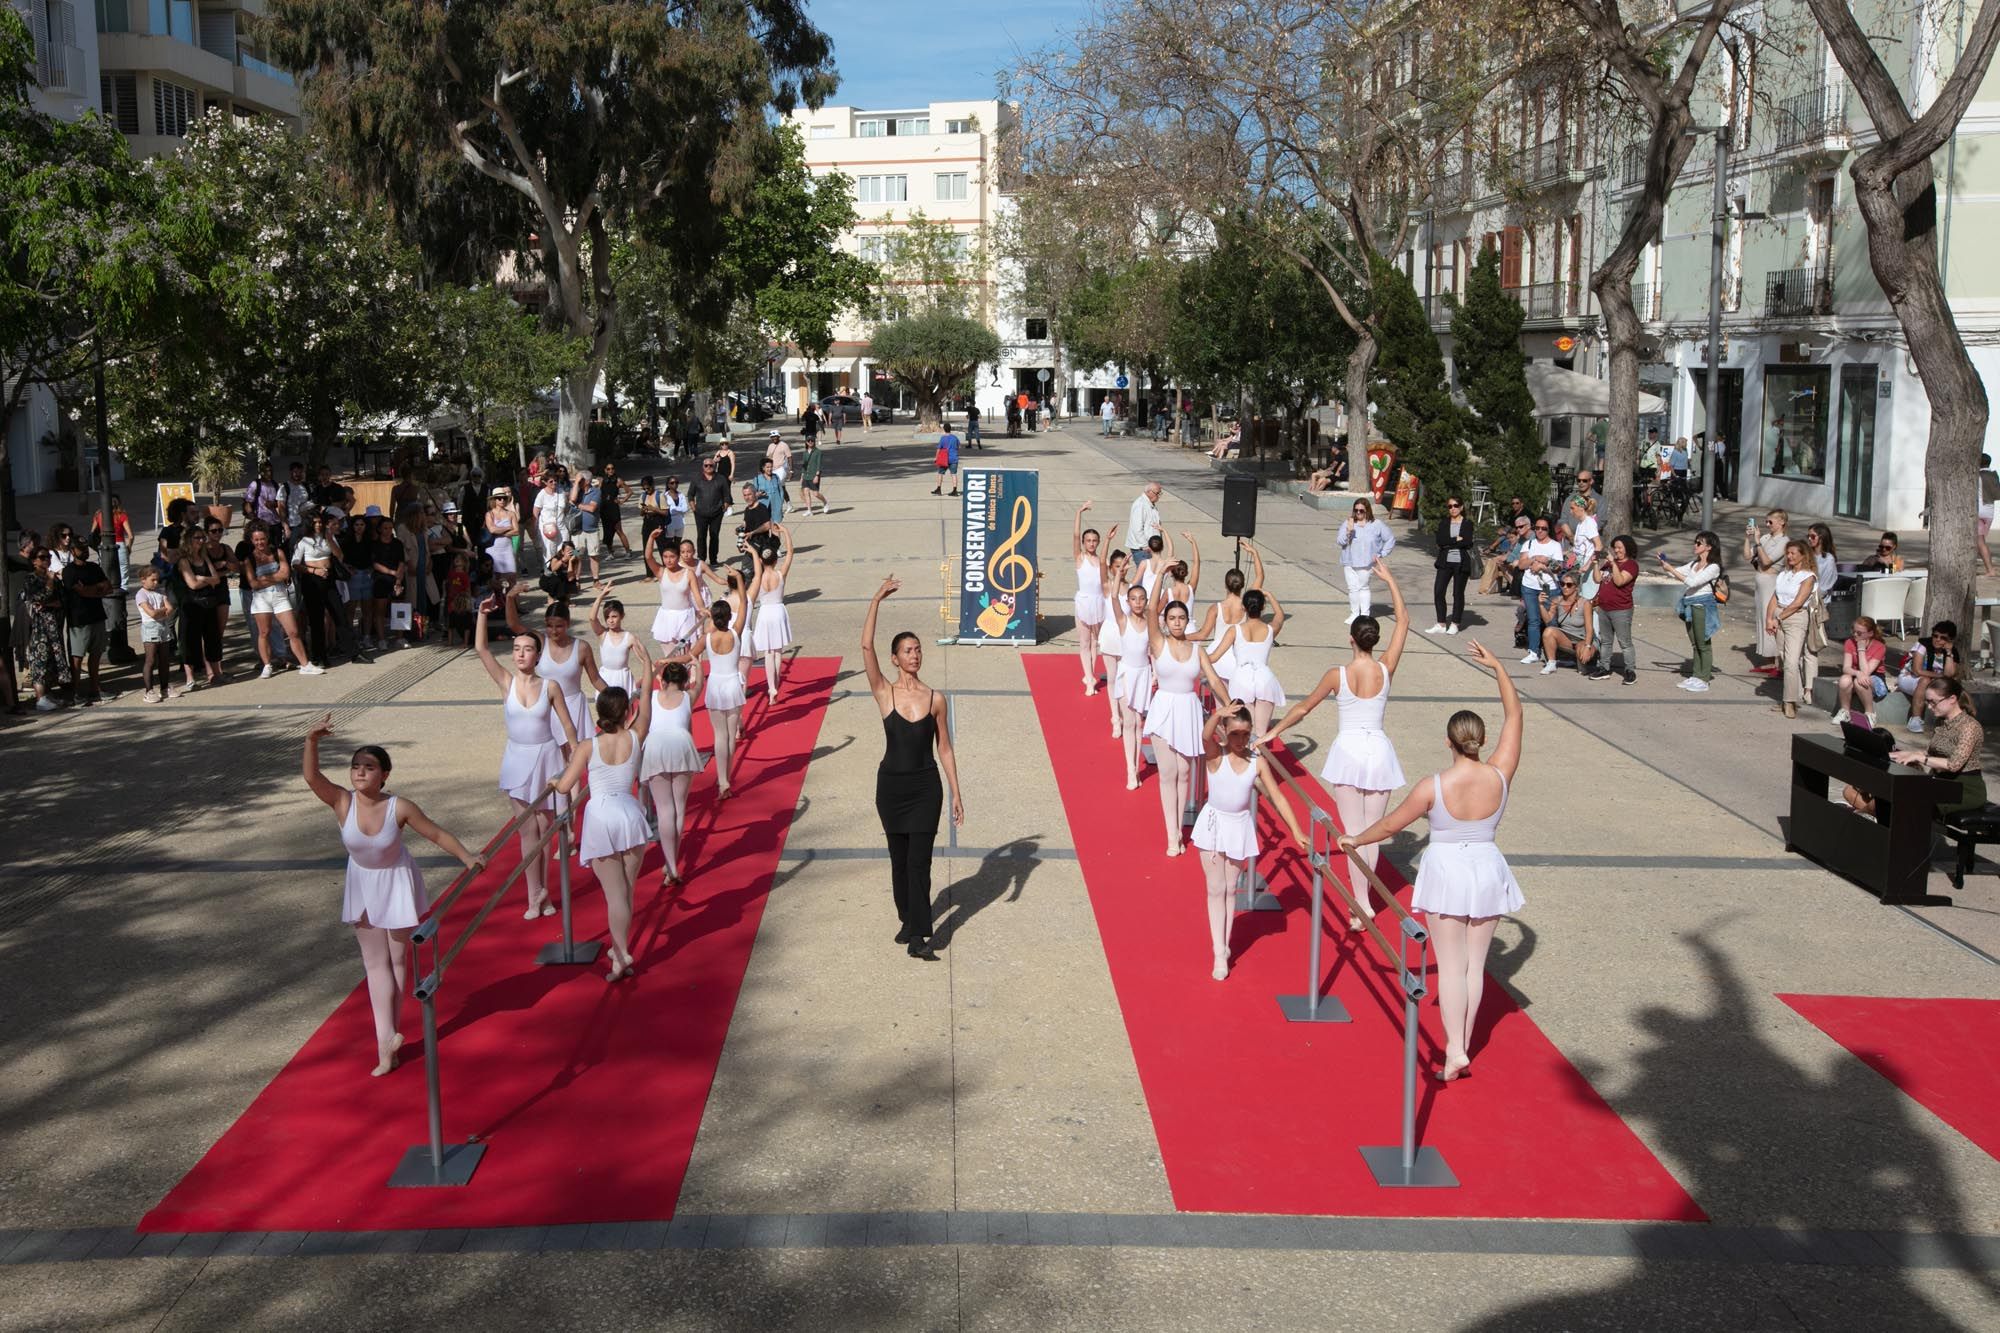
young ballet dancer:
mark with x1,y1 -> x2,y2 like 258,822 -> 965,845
647,527 -> 703,654
302,713 -> 483,1075
1159,531 -> 1199,625
551,685 -> 654,982
1338,641 -> 1525,1083
589,586 -> 646,697
1259,558 -> 1409,928
1073,503 -> 1107,695
1190,704 -> 1307,980
1208,588 -> 1287,736
702,597 -> 749,800
861,576 -> 965,961
1101,535 -> 1128,737
640,655 -> 704,885
748,525 -> 794,702
1104,570 -> 1154,788
1192,539 -> 1264,695
475,598 -> 578,917
506,587 -> 604,755
1141,577 -> 1207,856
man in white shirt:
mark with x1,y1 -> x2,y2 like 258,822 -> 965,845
1127,482 -> 1162,565
766,430 -> 792,483
1101,397 -> 1117,436
860,392 -> 874,434
1514,517 -> 1566,664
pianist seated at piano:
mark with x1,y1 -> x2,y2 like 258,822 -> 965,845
1843,677 -> 1986,819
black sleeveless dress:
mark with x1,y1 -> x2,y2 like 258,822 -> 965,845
876,698 -> 942,834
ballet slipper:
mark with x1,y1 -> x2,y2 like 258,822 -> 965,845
1436,1056 -> 1471,1084
1211,961 -> 1229,981
1125,777 -> 1140,791
371,1049 -> 399,1077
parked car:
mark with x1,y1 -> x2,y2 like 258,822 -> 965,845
819,394 -> 893,425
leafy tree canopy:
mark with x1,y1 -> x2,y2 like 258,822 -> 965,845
1370,255 -> 1465,525
1170,217 -> 1352,414
869,310 -> 1000,430
1451,248 -> 1544,524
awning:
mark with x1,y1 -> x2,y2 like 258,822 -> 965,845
1525,362 -> 1665,418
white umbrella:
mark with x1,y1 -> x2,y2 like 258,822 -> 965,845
1524,362 -> 1665,418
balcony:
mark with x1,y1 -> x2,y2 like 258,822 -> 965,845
1620,143 -> 1646,188
1507,280 -> 1585,323
1631,282 -> 1660,322
1774,81 -> 1850,153
1425,291 -> 1461,328
1429,164 -> 1480,209
97,30 -> 235,93
1507,138 -> 1587,189
1765,266 -> 1834,318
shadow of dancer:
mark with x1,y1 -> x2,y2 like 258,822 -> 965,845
1469,931 -> 1997,1329
928,837 -> 1042,951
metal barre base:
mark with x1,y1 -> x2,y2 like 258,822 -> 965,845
536,940 -> 603,966
1235,888 -> 1283,912
1358,1144 -> 1458,1188
388,1140 -> 487,1188
1275,993 -> 1352,1024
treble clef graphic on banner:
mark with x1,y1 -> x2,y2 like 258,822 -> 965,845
987,495 -> 1036,594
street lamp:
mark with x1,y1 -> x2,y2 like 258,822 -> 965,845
1685,123 -> 1767,531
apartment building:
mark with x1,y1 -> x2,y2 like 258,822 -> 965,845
1630,8 -> 2000,531
785,99 -> 1048,421
7,0 -> 299,496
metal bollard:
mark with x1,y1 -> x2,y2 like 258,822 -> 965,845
1276,810 -> 1350,1023
537,800 -> 601,966
1359,915 -> 1457,1188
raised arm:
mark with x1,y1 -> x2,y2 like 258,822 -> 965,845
1257,665 -> 1342,748
589,583 -> 612,636
1072,502 -> 1091,561
301,713 -> 344,811
861,576 -> 898,695
1377,559 -> 1411,672
773,524 -> 794,580
1146,575 -> 1169,654
397,799 -> 484,873
504,584 -> 528,636
1246,539 -> 1266,589
1267,590 -> 1287,636
1464,640 -> 1522,780
472,596 -> 512,689
1197,639 -> 1234,702
1181,533 -> 1201,594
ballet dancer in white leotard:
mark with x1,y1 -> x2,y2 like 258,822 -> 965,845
302,714 -> 483,1076
1141,577 -> 1207,855
1100,544 -> 1130,738
1159,531 -> 1199,628
748,525 -> 794,702
1192,539 -> 1265,697
506,587 -> 604,755
1260,558 -> 1410,927
1339,641 -> 1525,1083
1104,571 -> 1154,788
551,685 -> 654,982
1189,704 -> 1307,980
702,599 -> 749,799
475,599 -> 578,917
1072,503 -> 1107,695
589,587 -> 648,697
1207,588 -> 1287,736
640,655 -> 704,885
647,533 -> 702,655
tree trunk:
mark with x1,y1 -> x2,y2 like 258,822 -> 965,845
1593,270 -> 1643,534
1344,332 -> 1378,461
556,355 -> 604,470
307,394 -> 340,472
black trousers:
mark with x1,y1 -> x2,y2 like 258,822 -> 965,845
181,600 -> 223,670
296,570 -> 334,665
694,511 -> 723,566
1433,564 -> 1469,626
886,831 -> 936,939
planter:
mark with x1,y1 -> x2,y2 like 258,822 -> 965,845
203,504 -> 234,532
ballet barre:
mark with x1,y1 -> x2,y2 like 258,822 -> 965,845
390,795 -> 583,1189
1273,806 -> 1351,1024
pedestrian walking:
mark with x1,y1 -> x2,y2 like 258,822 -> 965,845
931,428 -> 961,496
688,456 -> 731,567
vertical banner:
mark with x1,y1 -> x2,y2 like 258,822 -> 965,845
955,468 -> 1039,645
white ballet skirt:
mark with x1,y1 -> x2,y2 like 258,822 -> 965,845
597,630 -> 637,696
339,793 -> 428,929
1143,640 -> 1205,758
1190,754 -> 1260,862
640,690 -> 702,781
498,680 -> 564,810
577,738 -> 651,861
1113,619 -> 1153,713
1320,664 -> 1406,792
537,640 -> 596,745
1410,772 -> 1526,918
703,637 -> 747,712
1230,631 -> 1286,707
1074,558 -> 1106,627
750,579 -> 792,653
651,568 -> 700,646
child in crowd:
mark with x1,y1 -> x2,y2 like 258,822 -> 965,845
135,566 -> 177,702
1898,621 -> 1960,734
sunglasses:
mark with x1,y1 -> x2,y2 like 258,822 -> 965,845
1878,545 -> 1895,552
1534,526 -> 1550,533
1561,581 -> 1578,587
1447,502 -> 1462,510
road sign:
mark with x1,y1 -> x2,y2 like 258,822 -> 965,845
1037,369 -> 1051,382
1115,374 -> 1129,389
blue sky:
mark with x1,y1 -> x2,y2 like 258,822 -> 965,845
809,0 -> 1087,108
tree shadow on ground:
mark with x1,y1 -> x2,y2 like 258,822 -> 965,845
1468,930 -> 1997,1330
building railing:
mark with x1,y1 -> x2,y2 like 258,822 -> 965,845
1765,266 -> 1834,317
237,47 -> 296,86
1508,137 -> 1584,188
1430,163 -> 1479,208
1775,81 -> 1848,151
1508,280 -> 1584,322
1631,281 -> 1660,322
1424,291 -> 1460,327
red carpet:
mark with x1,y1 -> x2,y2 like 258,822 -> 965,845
1779,994 -> 2000,1161
142,657 -> 837,1232
1024,652 -> 1699,1220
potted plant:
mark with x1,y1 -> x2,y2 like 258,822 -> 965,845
190,442 -> 240,532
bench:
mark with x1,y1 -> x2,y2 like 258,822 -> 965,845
1939,803 -> 2000,890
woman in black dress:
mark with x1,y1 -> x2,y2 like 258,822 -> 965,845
862,576 -> 964,960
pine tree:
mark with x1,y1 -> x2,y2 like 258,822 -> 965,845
1452,249 -> 1545,526
1369,256 -> 1464,525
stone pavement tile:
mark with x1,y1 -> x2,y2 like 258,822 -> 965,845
985,1212 -> 1031,1246
781,1213 -> 825,1248
663,1215 -> 707,1250
1066,1213 -> 1113,1246
460,1227 -> 543,1254
741,1214 -> 787,1249
2,1231 -> 66,1264
252,1231 -> 306,1257
621,1221 -> 670,1251
164,1232 -> 224,1260
88,1231 -> 147,1261
371,1231 -> 430,1255
1821,1229 -> 1895,1267
864,1212 -> 911,1247
700,1215 -> 747,1250
0,1230 -> 30,1261
131,1233 -> 186,1259
297,1232 -> 383,1258
47,1229 -> 119,1261
0,1254 -> 205,1333
411,1229 -> 467,1254
945,1211 -> 989,1246
1180,1215 -> 1309,1250
580,1222 -> 627,1251
1101,1214 -> 1187,1248
1022,1212 -> 1071,1246
538,1223 -> 593,1252
909,1211 -> 949,1246
207,1233 -> 262,1257
822,1212 -> 870,1248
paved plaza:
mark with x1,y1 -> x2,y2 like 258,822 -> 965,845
1,425 -> 1996,1330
